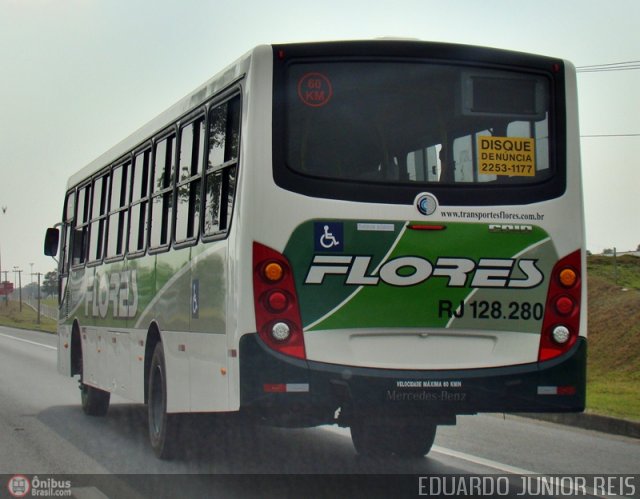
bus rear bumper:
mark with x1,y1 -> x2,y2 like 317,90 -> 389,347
239,334 -> 586,427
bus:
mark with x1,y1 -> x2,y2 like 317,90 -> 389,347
44,40 -> 586,459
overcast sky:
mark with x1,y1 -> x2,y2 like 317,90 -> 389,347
1,0 -> 638,279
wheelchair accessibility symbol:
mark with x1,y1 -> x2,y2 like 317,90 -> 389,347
320,225 -> 340,248
191,279 -> 199,319
314,222 -> 343,252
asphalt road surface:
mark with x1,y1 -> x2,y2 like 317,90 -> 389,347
0,326 -> 638,498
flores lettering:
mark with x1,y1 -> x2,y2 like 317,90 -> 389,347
305,255 -> 543,289
85,270 -> 139,319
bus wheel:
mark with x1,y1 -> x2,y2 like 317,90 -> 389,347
148,342 -> 181,459
350,417 -> 437,458
80,383 -> 110,416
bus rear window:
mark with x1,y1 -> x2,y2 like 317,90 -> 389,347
284,61 -> 553,187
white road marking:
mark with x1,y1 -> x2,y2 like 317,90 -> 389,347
0,332 -> 56,351
324,425 -> 536,473
323,426 -> 622,498
431,445 -> 536,474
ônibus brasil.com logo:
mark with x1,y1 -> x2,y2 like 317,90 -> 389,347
7,475 -> 72,497
7,475 -> 30,498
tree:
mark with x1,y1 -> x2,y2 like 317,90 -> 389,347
23,282 -> 39,299
41,270 -> 58,297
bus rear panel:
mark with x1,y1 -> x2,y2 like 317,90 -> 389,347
240,41 -> 585,431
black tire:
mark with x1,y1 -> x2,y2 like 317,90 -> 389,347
148,342 -> 182,459
80,383 -> 111,416
350,417 -> 437,458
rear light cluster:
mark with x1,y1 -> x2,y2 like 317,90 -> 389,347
538,250 -> 582,362
252,242 -> 306,359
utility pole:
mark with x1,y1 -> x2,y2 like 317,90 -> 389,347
0,206 -> 5,306
32,272 -> 43,324
13,267 -> 22,312
613,247 -> 618,285
1,270 -> 8,307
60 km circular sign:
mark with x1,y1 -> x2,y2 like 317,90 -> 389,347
298,72 -> 333,108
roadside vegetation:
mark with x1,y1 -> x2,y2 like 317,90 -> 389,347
0,299 -> 56,333
586,255 -> 640,421
0,255 -> 638,420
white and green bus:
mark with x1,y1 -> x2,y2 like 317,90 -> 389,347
45,40 -> 586,459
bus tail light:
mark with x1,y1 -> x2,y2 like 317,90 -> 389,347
538,250 -> 582,362
253,242 -> 306,359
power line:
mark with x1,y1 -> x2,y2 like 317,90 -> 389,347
581,133 -> 640,138
578,59 -> 640,68
577,60 -> 640,73
578,60 -> 640,68
578,67 -> 640,73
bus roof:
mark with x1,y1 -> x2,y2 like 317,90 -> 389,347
66,45 -> 262,190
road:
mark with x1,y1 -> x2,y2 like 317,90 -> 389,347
0,326 -> 638,498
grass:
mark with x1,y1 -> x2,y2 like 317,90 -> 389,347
587,379 -> 640,421
0,300 -> 57,333
42,297 -> 58,307
0,256 -> 638,421
585,257 -> 640,421
587,254 -> 640,290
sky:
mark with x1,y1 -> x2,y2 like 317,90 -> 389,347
0,0 -> 639,281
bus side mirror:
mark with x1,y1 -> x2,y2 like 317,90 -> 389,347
44,228 -> 60,257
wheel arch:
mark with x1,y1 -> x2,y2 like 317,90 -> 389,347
144,321 -> 162,404
70,320 -> 82,377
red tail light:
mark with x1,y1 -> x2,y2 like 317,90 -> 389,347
538,250 -> 582,361
253,242 -> 306,359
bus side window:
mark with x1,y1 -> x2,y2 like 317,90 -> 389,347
439,130 -> 499,184
129,149 -> 151,255
60,192 -> 75,276
175,116 -> 204,244
88,174 -> 110,263
507,117 -> 550,173
105,161 -> 130,259
406,144 -> 442,182
72,184 -> 91,267
453,135 -> 473,182
150,134 -> 176,249
204,94 -> 240,238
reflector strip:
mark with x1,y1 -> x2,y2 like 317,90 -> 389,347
537,386 -> 576,396
558,386 -> 577,395
264,384 -> 286,393
263,383 -> 310,393
286,383 -> 310,393
537,386 -> 558,395
408,224 -> 446,231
